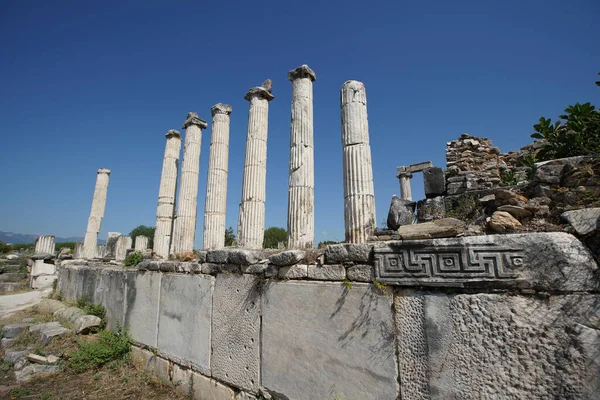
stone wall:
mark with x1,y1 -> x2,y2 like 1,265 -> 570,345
57,232 -> 600,399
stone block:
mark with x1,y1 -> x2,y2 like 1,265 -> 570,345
30,321 -> 61,333
154,356 -> 171,383
54,307 -> 85,323
268,250 -> 306,266
262,282 -> 398,400
31,260 -> 56,276
37,299 -> 67,314
417,196 -> 445,222
534,161 -> 565,184
201,263 -> 220,274
398,218 -> 465,240
191,371 -> 235,400
1,338 -> 15,348
95,268 -> 126,331
172,363 -> 192,397
561,208 -> 600,236
31,275 -> 57,289
40,327 -> 70,345
212,274 -> 261,392
488,211 -> 521,232
387,196 -> 416,229
74,315 -> 102,334
395,292 -> 600,399
15,364 -> 60,383
374,232 -> 599,291
206,250 -> 229,264
124,271 -> 161,347
307,264 -> 346,280
423,167 -> 446,197
346,264 -> 373,282
131,346 -> 155,370
157,274 -> 213,374
2,323 -> 31,339
228,249 -> 264,265
0,273 -> 27,282
325,243 -> 372,263
278,264 -> 308,279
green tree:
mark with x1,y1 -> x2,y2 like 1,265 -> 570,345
56,242 -> 76,251
0,241 -> 11,254
129,225 -> 155,249
224,227 -> 236,247
263,227 -> 287,249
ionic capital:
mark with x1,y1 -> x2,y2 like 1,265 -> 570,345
182,112 -> 208,129
165,129 -> 181,139
97,168 -> 111,175
288,64 -> 316,82
211,103 -> 233,116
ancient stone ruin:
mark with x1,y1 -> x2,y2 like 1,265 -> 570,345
36,64 -> 600,399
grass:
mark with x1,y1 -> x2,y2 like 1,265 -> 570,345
67,328 -> 131,373
75,298 -> 107,331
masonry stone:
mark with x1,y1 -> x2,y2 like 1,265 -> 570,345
105,232 -> 121,258
191,371 -> 236,400
203,103 -> 232,250
340,80 -> 376,243
307,264 -> 345,280
115,235 -> 132,261
212,274 -> 261,392
387,195 -> 416,229
172,113 -> 208,254
262,282 -> 398,400
346,264 -> 373,282
157,274 -> 213,374
268,250 -> 305,266
238,82 -> 274,249
82,169 -> 110,259
134,235 -> 149,252
423,166 -> 446,197
278,264 -> 308,279
324,243 -> 371,263
561,207 -> 600,235
124,271 -> 161,347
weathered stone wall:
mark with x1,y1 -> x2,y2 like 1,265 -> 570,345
57,232 -> 600,399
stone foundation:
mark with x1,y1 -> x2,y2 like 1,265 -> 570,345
57,232 -> 600,399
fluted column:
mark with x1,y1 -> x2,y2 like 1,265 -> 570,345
203,103 -> 232,250
237,81 -> 274,249
340,80 -> 376,243
287,65 -> 316,249
171,113 -> 208,254
134,235 -> 149,252
82,168 -> 111,259
398,172 -> 413,201
34,235 -> 55,255
153,130 -> 182,259
115,236 -> 132,261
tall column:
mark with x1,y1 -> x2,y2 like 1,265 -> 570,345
153,129 -> 182,259
340,80 -> 376,243
398,172 -> 413,200
82,168 -> 111,259
237,81 -> 274,249
287,65 -> 316,249
203,103 -> 232,250
171,113 -> 208,254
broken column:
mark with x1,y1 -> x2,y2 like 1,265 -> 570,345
82,168 -> 111,259
134,235 -> 149,252
203,103 -> 233,250
397,170 -> 413,201
287,65 -> 316,249
171,113 -> 208,254
237,80 -> 274,249
74,243 -> 83,259
340,80 -> 376,243
115,236 -> 132,261
34,235 -> 55,255
153,129 -> 182,259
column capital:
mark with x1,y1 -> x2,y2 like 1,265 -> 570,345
97,168 -> 111,175
165,129 -> 181,139
211,103 -> 232,116
182,112 -> 208,129
288,64 -> 316,82
397,171 -> 413,179
244,79 -> 274,101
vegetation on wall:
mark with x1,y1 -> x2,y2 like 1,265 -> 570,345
129,225 -> 155,249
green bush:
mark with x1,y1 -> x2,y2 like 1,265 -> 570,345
124,251 -> 143,267
0,241 -> 11,254
129,225 -> 155,249
67,328 -> 131,372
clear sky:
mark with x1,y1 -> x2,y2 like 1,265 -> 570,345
1,0 -> 599,247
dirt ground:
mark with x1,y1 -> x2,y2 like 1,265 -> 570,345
0,308 -> 184,400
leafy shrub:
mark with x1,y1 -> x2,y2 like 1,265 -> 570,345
124,251 -> 143,267
500,171 -> 518,186
67,328 -> 131,372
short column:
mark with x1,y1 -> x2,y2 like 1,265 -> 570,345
171,113 -> 208,254
134,235 -> 149,252
153,130 -> 182,259
397,172 -> 413,201
203,103 -> 233,250
237,81 -> 274,249
115,236 -> 132,261
340,80 -> 376,243
34,235 -> 55,255
287,65 -> 316,249
82,168 -> 111,259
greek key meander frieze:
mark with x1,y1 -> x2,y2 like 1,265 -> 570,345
374,243 -> 525,284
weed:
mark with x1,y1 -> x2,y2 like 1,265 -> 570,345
67,327 -> 131,372
500,171 -> 518,186
75,298 -> 107,331
8,388 -> 32,398
173,252 -> 195,261
124,251 -> 143,267
0,360 -> 12,374
343,279 -> 353,290
40,393 -> 52,400
373,280 -> 393,296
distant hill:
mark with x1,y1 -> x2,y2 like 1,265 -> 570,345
0,231 -> 105,245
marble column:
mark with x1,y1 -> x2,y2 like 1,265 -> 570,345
115,236 -> 132,261
82,168 -> 111,259
171,112 -> 208,254
237,80 -> 274,249
153,129 -> 182,259
398,172 -> 413,200
34,235 -> 55,255
74,243 -> 83,259
203,103 -> 232,250
134,235 -> 149,252
340,80 -> 376,243
287,65 -> 316,249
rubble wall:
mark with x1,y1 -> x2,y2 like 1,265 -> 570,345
57,232 -> 600,400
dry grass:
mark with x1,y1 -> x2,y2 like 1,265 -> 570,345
0,309 -> 183,400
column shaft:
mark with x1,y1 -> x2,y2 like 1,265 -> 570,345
399,173 -> 413,200
203,104 -> 232,250
287,65 -> 316,249
153,130 -> 182,259
340,80 -> 376,243
82,169 -> 111,259
171,113 -> 207,254
237,84 -> 274,249
134,235 -> 149,252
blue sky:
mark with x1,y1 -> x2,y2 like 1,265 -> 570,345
1,0 -> 598,247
